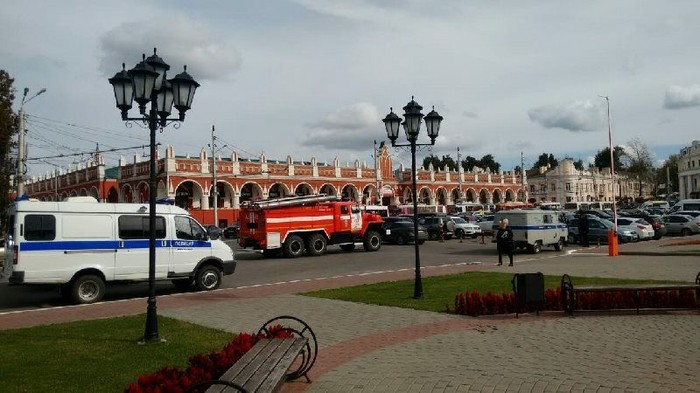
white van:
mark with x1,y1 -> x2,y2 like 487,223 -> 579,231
669,199 -> 700,213
493,210 -> 568,254
4,197 -> 235,304
642,200 -> 671,212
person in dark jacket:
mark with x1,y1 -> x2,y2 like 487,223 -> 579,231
496,218 -> 514,266
578,212 -> 590,247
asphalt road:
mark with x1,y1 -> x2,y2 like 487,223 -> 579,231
0,236 -> 514,312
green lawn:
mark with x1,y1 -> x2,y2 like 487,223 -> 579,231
0,272 -> 676,392
0,315 -> 234,393
303,271 -> 676,313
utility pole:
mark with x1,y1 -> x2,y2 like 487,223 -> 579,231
520,151 -> 525,202
211,125 -> 218,226
457,147 -> 462,203
374,140 -> 379,205
16,87 -> 46,196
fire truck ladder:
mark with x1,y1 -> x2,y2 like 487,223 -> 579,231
247,194 -> 340,209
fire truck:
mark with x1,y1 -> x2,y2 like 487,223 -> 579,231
238,195 -> 385,257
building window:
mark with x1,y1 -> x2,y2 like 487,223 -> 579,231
566,183 -> 571,191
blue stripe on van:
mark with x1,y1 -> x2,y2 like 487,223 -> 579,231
508,224 -> 567,231
19,239 -> 211,251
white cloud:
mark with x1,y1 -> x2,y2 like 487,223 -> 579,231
663,85 -> 700,109
302,102 -> 380,150
527,99 -> 606,132
98,16 -> 242,81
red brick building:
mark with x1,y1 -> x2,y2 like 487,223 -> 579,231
25,144 -> 526,227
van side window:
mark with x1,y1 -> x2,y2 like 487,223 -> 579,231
118,215 -> 166,239
543,215 -> 552,224
24,214 -> 56,241
175,216 -> 206,240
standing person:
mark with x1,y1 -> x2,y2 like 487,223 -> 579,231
578,212 -> 590,247
496,218 -> 514,266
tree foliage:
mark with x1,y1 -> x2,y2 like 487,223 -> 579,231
0,69 -> 17,232
655,154 -> 678,194
421,153 -> 501,173
624,137 -> 655,196
593,146 -> 626,171
532,153 -> 558,170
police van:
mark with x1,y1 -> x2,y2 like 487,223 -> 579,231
4,197 -> 235,304
493,209 -> 568,253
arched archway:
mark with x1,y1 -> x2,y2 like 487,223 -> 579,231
137,181 -> 149,203
505,189 -> 515,202
479,189 -> 490,204
435,188 -> 448,205
268,183 -> 291,199
174,180 -> 204,209
451,188 -> 460,204
319,183 -> 337,197
418,187 -> 431,204
341,184 -> 360,202
294,183 -> 314,196
240,182 -> 264,202
492,189 -> 503,204
107,187 -> 119,203
466,188 -> 477,202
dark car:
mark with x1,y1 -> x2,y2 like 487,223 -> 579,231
381,221 -> 428,245
205,225 -> 222,240
223,225 -> 240,239
417,215 -> 454,240
567,216 -> 638,244
619,210 -> 666,239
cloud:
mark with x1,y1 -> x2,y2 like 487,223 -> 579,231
462,110 -> 478,118
302,102 -> 380,150
98,16 -> 241,81
528,99 -> 605,132
663,85 -> 700,109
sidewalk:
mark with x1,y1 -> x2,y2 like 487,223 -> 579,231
1,238 -> 699,392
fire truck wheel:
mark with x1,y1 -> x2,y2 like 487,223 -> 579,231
363,230 -> 382,252
306,234 -> 327,256
283,234 -> 306,258
339,244 -> 356,252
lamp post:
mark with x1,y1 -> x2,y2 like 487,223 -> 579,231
383,97 -> 443,299
16,87 -> 47,197
108,48 -> 200,343
600,95 -> 618,256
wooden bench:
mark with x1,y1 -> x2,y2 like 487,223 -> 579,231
561,273 -> 700,316
189,316 -> 318,393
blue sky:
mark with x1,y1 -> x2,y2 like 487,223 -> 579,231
3,0 -> 699,179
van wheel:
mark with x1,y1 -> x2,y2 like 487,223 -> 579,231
71,274 -> 105,304
528,242 -> 541,254
554,238 -> 564,251
172,278 -> 193,290
681,228 -> 692,236
363,230 -> 382,252
195,265 -> 222,291
283,235 -> 305,258
306,234 -> 327,256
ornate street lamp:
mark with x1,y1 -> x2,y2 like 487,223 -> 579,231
108,48 -> 199,343
383,97 -> 443,299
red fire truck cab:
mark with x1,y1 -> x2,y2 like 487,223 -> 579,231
239,195 -> 385,258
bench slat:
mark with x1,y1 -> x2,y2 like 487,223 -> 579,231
206,338 -> 307,393
248,339 -> 307,393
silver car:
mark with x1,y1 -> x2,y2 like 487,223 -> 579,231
662,214 -> 700,236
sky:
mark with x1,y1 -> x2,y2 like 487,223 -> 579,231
3,0 -> 700,180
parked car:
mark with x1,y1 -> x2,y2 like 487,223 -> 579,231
616,217 -> 655,241
476,214 -> 495,235
669,211 -> 700,223
619,210 -> 666,239
381,220 -> 428,245
448,216 -> 481,238
383,216 -> 413,226
567,217 -> 638,244
223,225 -> 240,239
205,225 -> 223,239
417,215 -> 454,240
662,214 -> 700,236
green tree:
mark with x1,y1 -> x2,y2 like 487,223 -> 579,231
441,154 -> 456,171
531,153 -> 558,170
478,154 -> 500,173
624,137 -> 655,197
422,154 -> 441,170
0,70 -> 17,233
593,146 -> 626,171
656,154 -> 678,194
461,155 -> 479,171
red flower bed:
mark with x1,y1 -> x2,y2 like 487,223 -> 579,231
452,287 -> 697,316
125,325 -> 290,393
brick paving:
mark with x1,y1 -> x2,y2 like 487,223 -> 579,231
1,237 -> 699,392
